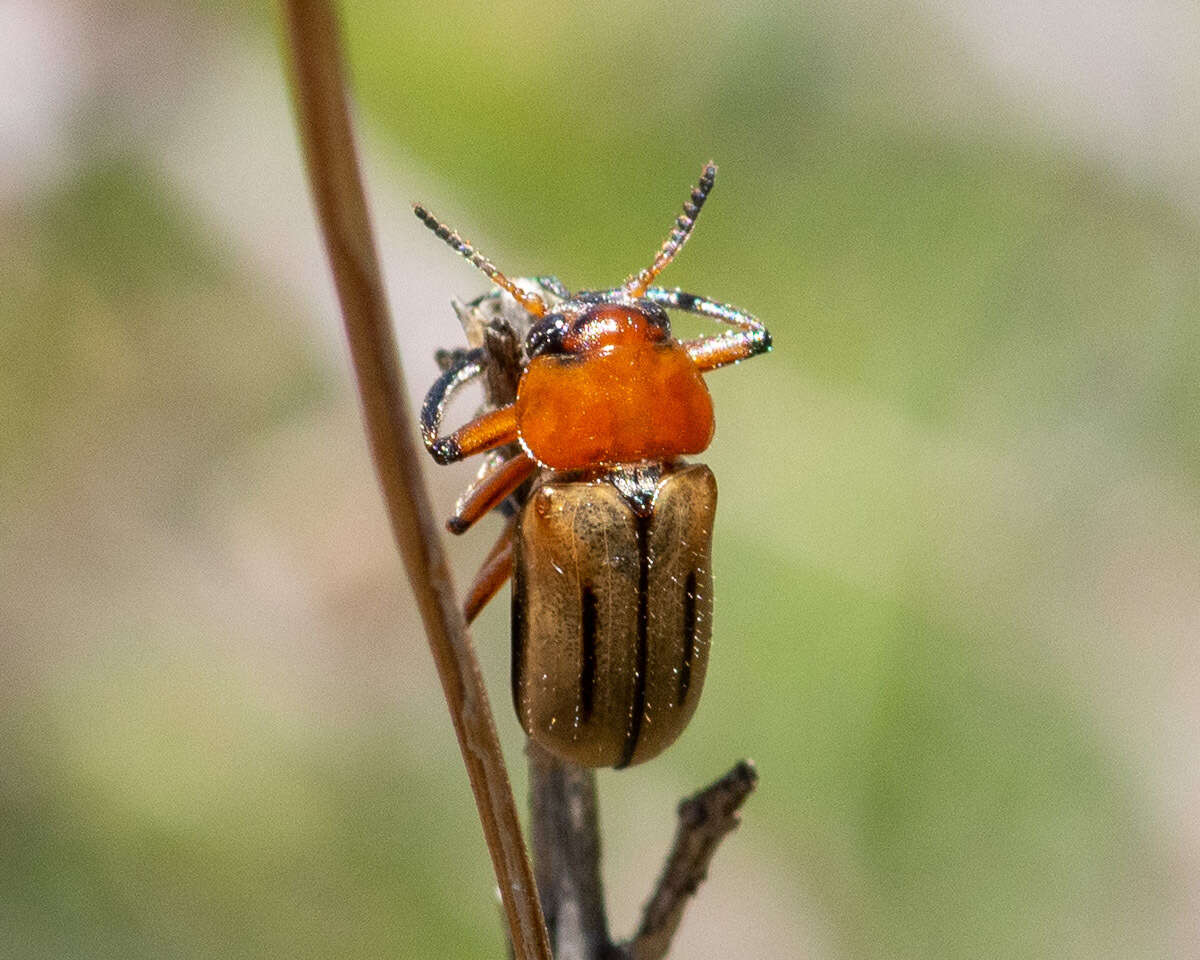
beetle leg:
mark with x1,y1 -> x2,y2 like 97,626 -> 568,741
644,286 -> 772,372
463,515 -> 516,623
432,406 -> 519,464
447,452 -> 536,535
420,347 -> 520,463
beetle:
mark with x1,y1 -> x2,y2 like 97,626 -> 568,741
415,163 -> 771,768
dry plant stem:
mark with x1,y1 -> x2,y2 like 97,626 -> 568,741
616,761 -> 759,960
279,4 -> 550,959
528,743 -> 611,960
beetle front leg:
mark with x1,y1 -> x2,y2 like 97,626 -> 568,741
420,347 -> 520,463
448,452 -> 536,535
644,286 -> 772,372
464,515 -> 516,624
685,334 -> 769,372
430,405 -> 519,465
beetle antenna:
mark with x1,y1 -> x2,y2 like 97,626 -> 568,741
623,162 -> 717,298
412,203 -> 547,317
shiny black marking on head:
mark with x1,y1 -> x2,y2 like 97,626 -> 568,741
525,313 -> 570,357
580,586 -> 598,724
635,299 -> 672,337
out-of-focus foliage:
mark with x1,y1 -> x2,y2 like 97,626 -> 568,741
3,1 -> 1196,958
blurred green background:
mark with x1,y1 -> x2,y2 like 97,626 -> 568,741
3,1 -> 1198,957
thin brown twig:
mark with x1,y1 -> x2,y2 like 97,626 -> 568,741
617,761 -> 759,960
527,743 -> 611,960
278,3 -> 550,958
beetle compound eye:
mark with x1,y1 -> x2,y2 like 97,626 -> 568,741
525,314 -> 569,358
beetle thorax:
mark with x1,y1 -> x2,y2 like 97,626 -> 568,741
514,303 -> 716,470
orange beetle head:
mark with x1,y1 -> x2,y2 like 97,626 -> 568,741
525,299 -> 671,360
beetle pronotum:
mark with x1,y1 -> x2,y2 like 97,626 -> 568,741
416,163 -> 771,768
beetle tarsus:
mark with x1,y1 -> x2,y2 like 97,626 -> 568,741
431,437 -> 461,465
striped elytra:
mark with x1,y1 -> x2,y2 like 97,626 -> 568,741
512,464 -> 716,768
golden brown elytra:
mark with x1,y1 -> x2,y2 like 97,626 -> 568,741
512,465 -> 716,768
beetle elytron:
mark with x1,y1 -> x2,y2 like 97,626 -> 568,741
416,163 -> 771,767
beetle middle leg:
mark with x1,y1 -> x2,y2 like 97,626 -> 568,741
644,287 -> 772,372
447,452 -> 536,535
463,515 -> 516,623
420,347 -> 520,464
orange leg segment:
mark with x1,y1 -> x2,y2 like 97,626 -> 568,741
464,516 -> 516,624
644,287 -> 771,374
430,404 -> 519,465
684,334 -> 772,372
447,452 -> 536,535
